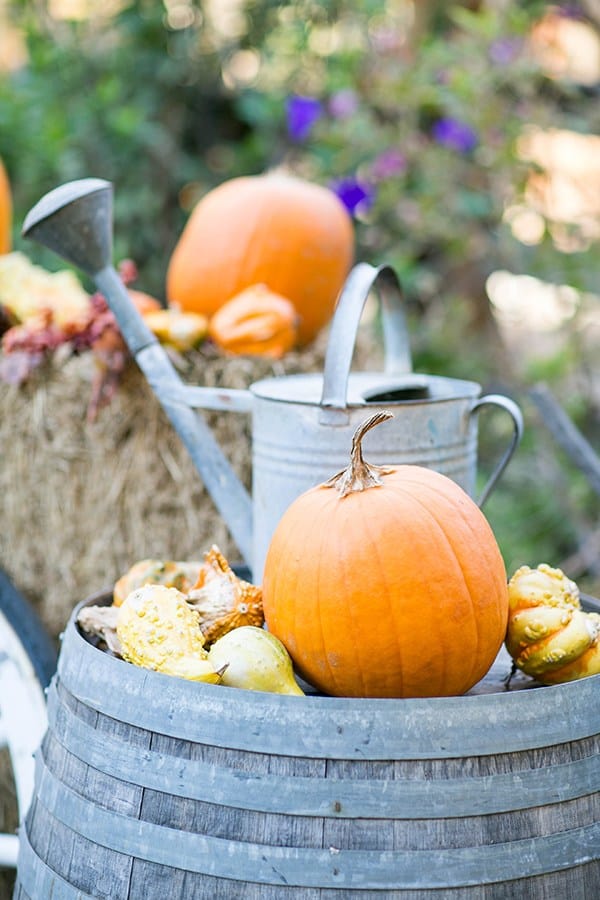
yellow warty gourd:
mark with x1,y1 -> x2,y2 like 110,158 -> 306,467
505,563 -> 600,684
116,585 -> 222,683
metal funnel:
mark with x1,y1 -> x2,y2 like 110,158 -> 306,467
22,178 -> 112,275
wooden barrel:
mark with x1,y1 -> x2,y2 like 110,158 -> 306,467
14,596 -> 600,899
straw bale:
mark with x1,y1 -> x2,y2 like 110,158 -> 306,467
0,328 -> 381,637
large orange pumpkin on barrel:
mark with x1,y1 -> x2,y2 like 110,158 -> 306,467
166,172 -> 354,345
0,159 -> 12,254
262,412 -> 509,698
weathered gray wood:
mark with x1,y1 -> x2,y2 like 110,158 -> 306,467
15,824 -> 93,898
57,599 -> 600,759
44,682 -> 600,820
28,744 -> 600,889
13,598 -> 600,898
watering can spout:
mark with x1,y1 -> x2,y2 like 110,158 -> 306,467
22,178 -> 255,572
22,178 -> 113,276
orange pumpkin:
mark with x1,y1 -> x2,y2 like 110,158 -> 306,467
127,288 -> 162,316
166,172 -> 354,345
0,158 -> 12,255
208,283 -> 298,358
262,411 -> 509,699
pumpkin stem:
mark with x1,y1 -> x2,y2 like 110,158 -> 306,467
324,410 -> 395,497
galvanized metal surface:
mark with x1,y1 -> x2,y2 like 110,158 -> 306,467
250,372 -> 522,580
22,181 -> 523,582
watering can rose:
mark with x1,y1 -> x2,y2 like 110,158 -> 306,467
262,411 -> 509,699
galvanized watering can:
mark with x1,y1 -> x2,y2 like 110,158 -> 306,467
23,179 -> 523,581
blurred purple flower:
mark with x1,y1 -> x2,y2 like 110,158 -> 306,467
329,89 -> 359,119
371,148 -> 407,180
489,38 -> 522,66
331,178 -> 376,216
557,4 -> 584,17
285,95 -> 323,141
432,117 -> 478,154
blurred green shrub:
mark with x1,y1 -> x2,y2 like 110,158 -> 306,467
0,0 -> 598,586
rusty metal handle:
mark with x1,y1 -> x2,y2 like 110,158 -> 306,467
320,262 -> 412,410
470,394 -> 524,508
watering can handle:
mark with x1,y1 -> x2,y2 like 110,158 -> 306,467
471,394 -> 524,508
320,262 -> 412,410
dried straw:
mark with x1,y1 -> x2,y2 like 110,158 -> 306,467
0,328 -> 381,637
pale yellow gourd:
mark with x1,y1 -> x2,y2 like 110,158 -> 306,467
208,626 -> 304,695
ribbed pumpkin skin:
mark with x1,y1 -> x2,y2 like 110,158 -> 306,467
262,466 -> 509,698
0,158 -> 12,254
166,173 -> 354,345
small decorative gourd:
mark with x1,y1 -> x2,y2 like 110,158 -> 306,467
208,284 -> 298,358
113,558 -> 205,606
262,411 -> 509,698
116,585 -> 222,682
142,308 -> 208,351
208,626 -> 304,695
505,563 -> 600,684
187,545 -> 264,645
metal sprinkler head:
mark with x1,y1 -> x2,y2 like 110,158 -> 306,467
22,177 -> 114,276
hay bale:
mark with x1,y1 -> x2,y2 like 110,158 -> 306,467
0,329 -> 381,637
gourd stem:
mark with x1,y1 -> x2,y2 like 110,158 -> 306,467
325,410 -> 394,497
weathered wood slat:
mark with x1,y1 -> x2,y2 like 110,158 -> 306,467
45,681 -> 599,819
28,760 -> 600,890
13,598 -> 600,898
56,601 -> 600,758
16,824 -> 93,899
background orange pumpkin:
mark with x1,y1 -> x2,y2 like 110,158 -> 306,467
262,412 -> 509,699
166,171 -> 354,345
0,158 -> 12,255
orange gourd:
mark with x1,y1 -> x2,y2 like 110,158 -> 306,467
0,159 -> 12,255
166,172 -> 354,345
128,288 -> 162,316
208,283 -> 298,359
262,411 -> 509,699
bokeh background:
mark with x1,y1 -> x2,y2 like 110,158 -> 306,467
0,0 -> 599,593
0,2 -> 600,895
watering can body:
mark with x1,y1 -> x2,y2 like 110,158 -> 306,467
22,180 -> 523,583
247,263 -> 522,579
250,373 -> 507,580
